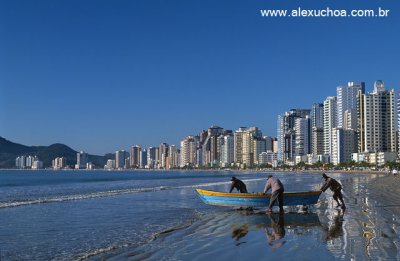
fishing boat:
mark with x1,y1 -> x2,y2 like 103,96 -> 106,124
196,189 -> 321,207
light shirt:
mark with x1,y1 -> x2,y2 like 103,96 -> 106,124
264,177 -> 284,193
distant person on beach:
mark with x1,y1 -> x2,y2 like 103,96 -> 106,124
263,175 -> 284,213
320,174 -> 346,209
229,177 -> 248,193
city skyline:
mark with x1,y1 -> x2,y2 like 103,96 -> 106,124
1,0 -> 400,154
2,80 -> 395,156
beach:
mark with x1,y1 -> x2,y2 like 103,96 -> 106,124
98,172 -> 400,261
1,170 -> 400,260
368,174 -> 400,216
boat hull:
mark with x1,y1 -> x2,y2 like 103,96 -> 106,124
196,189 -> 321,207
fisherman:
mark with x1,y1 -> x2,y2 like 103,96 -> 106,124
229,177 -> 248,193
320,173 -> 346,209
263,175 -> 284,213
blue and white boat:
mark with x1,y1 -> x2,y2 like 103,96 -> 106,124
196,189 -> 321,207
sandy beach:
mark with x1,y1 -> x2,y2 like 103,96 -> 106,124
101,172 -> 400,260
2,170 -> 400,260
368,174 -> 400,216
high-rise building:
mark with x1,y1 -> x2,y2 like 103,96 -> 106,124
115,150 -> 129,169
359,81 -> 396,153
105,159 -> 115,169
234,127 -> 247,165
131,145 -> 141,168
140,149 -> 147,168
167,145 -> 179,169
221,134 -> 234,167
201,126 -> 224,166
311,103 -> 324,155
75,151 -> 88,169
180,136 -> 197,168
295,116 -> 311,157
52,157 -> 67,169
154,147 -> 160,167
253,138 -> 267,165
272,138 -> 278,153
337,82 -> 365,128
312,127 -> 324,156
147,147 -> 157,168
277,109 -> 311,163
398,90 -> 400,157
311,103 -> 324,128
158,143 -> 169,169
332,128 -> 357,165
242,127 -> 263,167
32,160 -> 43,169
25,156 -> 35,168
323,97 -> 337,158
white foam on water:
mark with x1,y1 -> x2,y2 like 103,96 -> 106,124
0,178 -> 264,209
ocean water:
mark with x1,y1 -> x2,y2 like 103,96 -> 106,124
0,170 -> 399,260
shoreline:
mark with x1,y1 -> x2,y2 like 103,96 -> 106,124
0,168 -> 390,175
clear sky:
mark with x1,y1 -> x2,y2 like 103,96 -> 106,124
1,0 -> 399,155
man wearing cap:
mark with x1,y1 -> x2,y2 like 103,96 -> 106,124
263,175 -> 284,213
320,173 -> 345,209
229,177 -> 248,193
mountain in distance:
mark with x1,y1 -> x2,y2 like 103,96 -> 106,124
0,136 -> 114,168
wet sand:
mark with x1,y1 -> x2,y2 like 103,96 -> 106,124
368,174 -> 400,216
93,173 -> 400,260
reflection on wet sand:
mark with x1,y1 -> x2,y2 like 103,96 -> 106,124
265,213 -> 286,250
324,209 -> 345,241
231,224 -> 249,245
231,211 -> 321,248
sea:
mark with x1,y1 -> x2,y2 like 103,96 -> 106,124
1,170 -> 399,260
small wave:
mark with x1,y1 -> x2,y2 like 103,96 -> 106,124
0,186 -> 170,208
0,178 -> 264,209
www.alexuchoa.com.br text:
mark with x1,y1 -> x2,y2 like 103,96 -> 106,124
260,7 -> 390,18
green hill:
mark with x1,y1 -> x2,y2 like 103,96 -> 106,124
0,137 -> 114,168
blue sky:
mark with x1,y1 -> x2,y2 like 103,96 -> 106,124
1,0 -> 399,155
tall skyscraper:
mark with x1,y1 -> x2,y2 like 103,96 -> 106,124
131,145 -> 141,168
277,109 -> 310,163
115,150 -> 129,169
310,103 -> 324,156
295,116 -> 311,157
312,127 -> 324,156
52,157 -> 67,169
336,82 -> 365,128
323,96 -> 337,158
180,136 -> 197,168
158,143 -> 169,169
253,137 -> 267,165
332,128 -> 357,165
168,145 -> 179,169
221,134 -> 234,167
242,127 -> 263,166
311,103 -> 324,128
398,90 -> 400,157
147,147 -> 157,168
140,149 -> 147,168
359,81 -> 396,153
201,126 -> 224,166
234,127 -> 247,165
75,151 -> 88,169
264,136 -> 274,152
